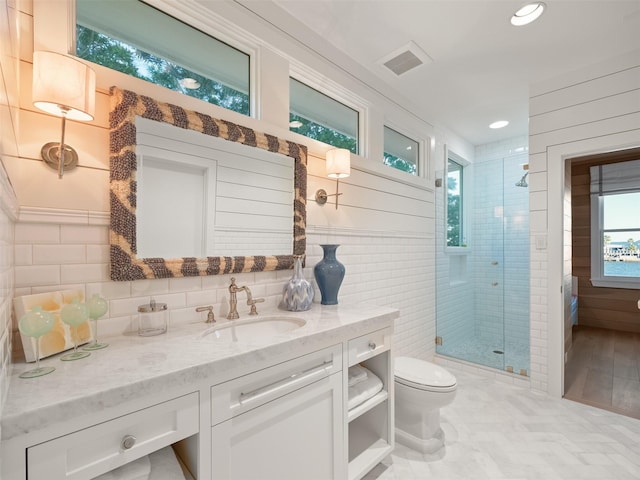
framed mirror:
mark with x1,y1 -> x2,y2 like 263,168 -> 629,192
109,87 -> 307,281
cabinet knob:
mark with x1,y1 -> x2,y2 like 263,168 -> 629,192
121,434 -> 136,450
368,342 -> 376,350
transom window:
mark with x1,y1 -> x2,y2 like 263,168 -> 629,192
289,78 -> 358,153
75,0 -> 250,115
590,160 -> 640,289
383,126 -> 418,175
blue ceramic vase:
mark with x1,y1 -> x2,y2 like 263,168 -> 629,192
314,244 -> 345,305
282,256 -> 314,311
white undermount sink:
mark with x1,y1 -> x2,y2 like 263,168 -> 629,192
199,316 -> 306,342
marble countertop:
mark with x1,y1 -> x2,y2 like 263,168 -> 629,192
1,304 -> 398,441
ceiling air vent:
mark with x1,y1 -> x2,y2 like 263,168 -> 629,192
384,50 -> 423,76
378,41 -> 432,77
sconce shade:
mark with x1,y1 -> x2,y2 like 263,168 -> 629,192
325,148 -> 351,178
32,51 -> 96,121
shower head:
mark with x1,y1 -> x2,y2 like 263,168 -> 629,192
515,171 -> 529,187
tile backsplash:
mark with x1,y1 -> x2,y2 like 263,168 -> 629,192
13,216 -> 434,362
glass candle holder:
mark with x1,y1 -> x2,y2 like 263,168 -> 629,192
83,294 -> 109,351
60,298 -> 91,361
18,306 -> 56,378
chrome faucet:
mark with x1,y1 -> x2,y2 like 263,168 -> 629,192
227,277 -> 265,319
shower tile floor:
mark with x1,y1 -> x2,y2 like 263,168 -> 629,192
363,368 -> 640,480
437,336 -> 530,376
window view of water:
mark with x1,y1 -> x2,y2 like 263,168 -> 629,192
604,261 -> 640,277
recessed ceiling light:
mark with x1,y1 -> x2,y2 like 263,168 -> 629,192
489,120 -> 509,129
511,2 -> 545,26
289,120 -> 303,128
406,145 -> 412,150
179,78 -> 201,89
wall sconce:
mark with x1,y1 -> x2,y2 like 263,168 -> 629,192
315,148 -> 351,209
32,51 -> 96,179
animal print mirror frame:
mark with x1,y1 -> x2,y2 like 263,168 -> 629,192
109,87 -> 307,281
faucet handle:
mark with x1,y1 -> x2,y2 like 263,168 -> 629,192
248,298 -> 265,315
196,305 -> 216,323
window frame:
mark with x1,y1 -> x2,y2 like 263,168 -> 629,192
383,125 -> 421,176
63,0 -> 259,118
445,150 -> 469,253
289,60 -> 434,188
75,23 -> 251,116
590,191 -> 640,289
288,77 -> 360,154
289,65 -> 367,156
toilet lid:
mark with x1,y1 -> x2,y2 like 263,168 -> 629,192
395,357 -> 457,388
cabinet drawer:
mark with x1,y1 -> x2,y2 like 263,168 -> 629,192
348,328 -> 391,366
27,392 -> 199,480
211,344 -> 342,426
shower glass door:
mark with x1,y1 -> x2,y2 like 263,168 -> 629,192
436,152 -> 529,375
472,157 -> 507,370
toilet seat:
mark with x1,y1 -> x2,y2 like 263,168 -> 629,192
395,357 -> 457,393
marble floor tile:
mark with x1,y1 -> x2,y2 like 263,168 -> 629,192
363,368 -> 640,480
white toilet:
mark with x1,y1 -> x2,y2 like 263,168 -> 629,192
394,356 -> 457,456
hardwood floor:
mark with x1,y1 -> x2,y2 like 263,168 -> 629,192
564,325 -> 640,419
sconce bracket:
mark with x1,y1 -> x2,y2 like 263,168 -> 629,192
41,142 -> 79,172
315,189 -> 328,205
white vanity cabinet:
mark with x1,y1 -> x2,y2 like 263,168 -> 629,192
1,306 -> 398,480
346,327 -> 394,480
209,345 -> 345,480
26,393 -> 199,480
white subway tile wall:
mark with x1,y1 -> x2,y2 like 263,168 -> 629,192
0,166 -> 17,420
12,221 -> 435,360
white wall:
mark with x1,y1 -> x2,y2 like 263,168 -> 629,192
0,0 -> 19,436
529,49 -> 640,395
5,0 -> 478,367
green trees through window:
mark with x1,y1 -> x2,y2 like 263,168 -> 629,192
76,25 -> 249,115
288,113 -> 357,153
383,126 -> 418,175
289,78 -> 359,154
447,159 -> 463,247
77,0 -> 428,177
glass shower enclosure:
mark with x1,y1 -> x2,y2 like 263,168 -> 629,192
436,149 -> 530,375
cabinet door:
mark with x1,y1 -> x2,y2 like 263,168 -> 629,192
27,393 -> 199,480
211,373 -> 343,480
